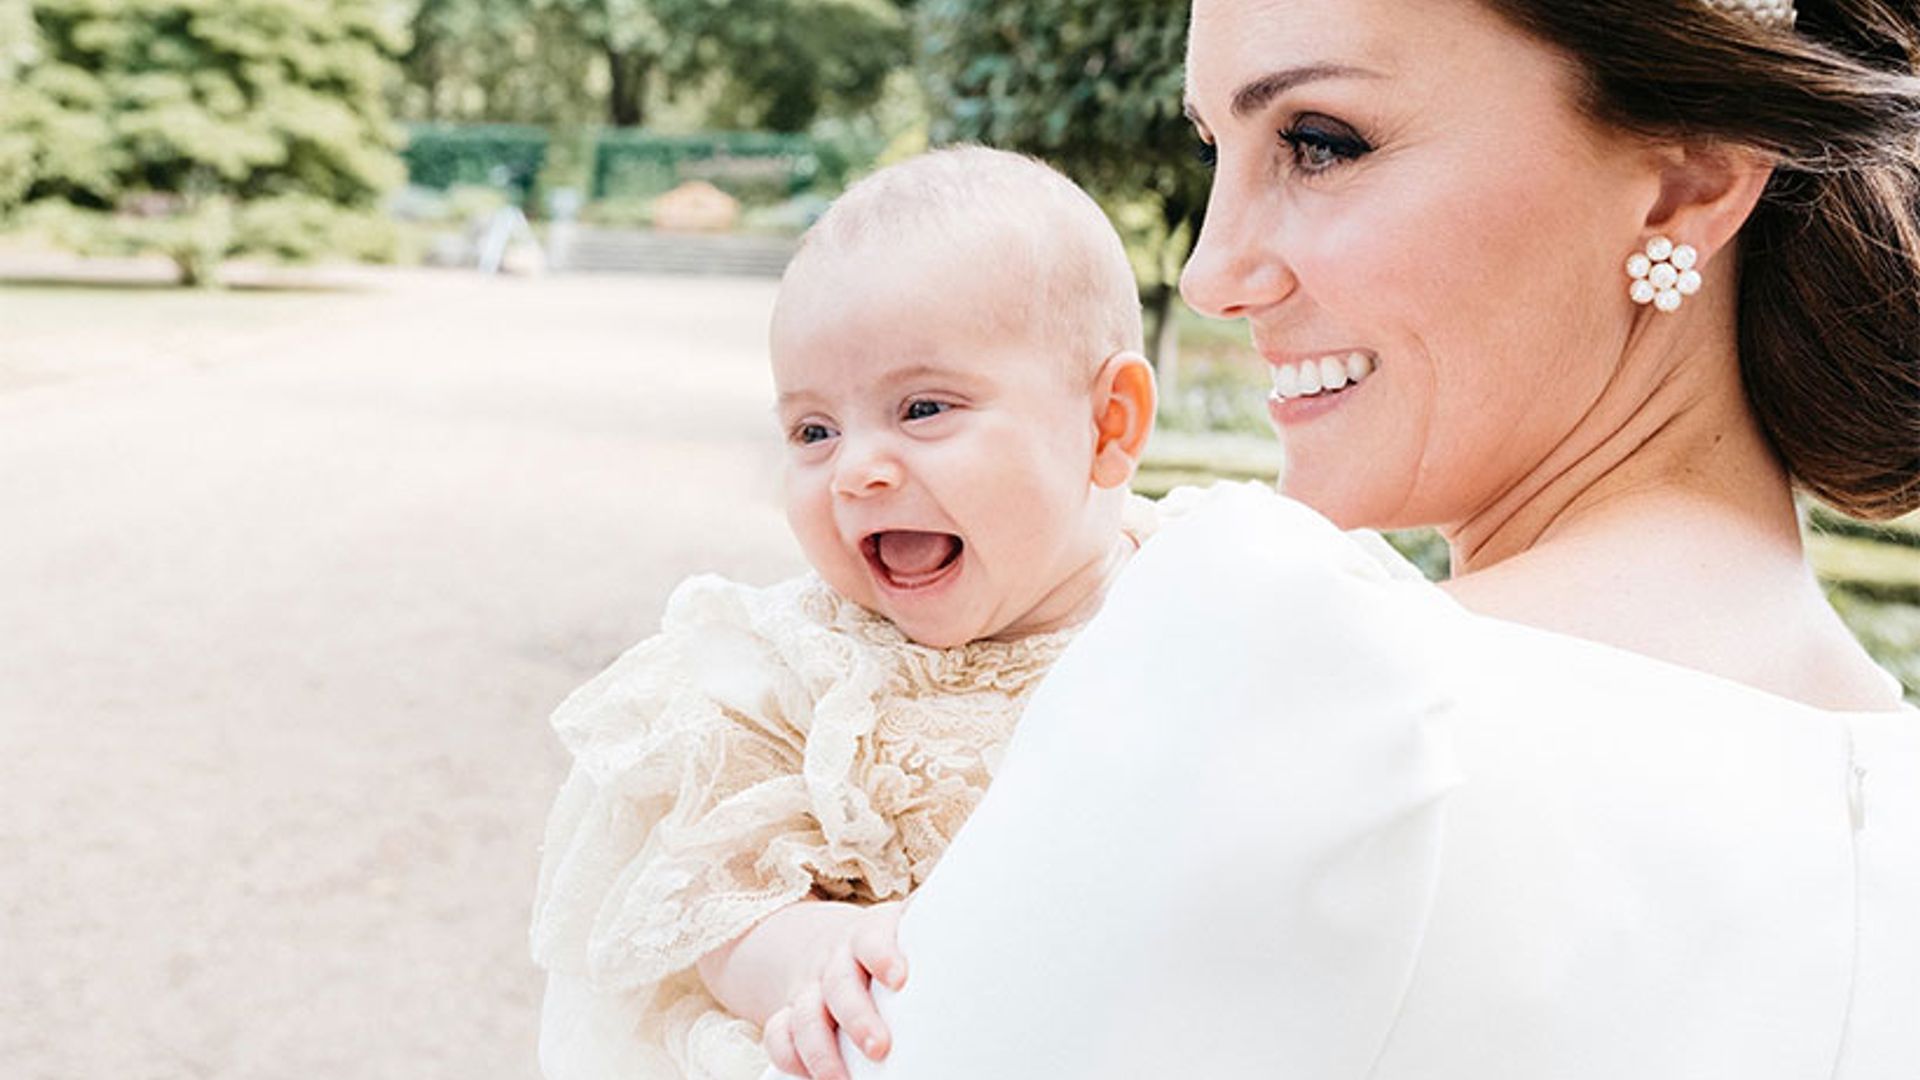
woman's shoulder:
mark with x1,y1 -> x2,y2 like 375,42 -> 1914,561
1134,482 -> 1435,595
1028,482 -> 1468,791
1137,482 -> 1913,721
1443,527 -> 1908,714
1107,483 -> 1919,790
1114,482 -> 1458,667
1457,598 -> 1911,720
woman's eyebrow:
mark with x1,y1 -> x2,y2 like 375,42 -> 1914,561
1186,62 -> 1383,124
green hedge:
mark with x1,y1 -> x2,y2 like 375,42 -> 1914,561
402,124 -> 550,196
400,125 -> 858,206
591,130 -> 818,203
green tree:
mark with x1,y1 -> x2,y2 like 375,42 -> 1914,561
916,0 -> 1205,378
388,0 -> 906,135
400,0 -> 603,125
531,0 -> 672,128
0,0 -> 37,207
1,0 -> 406,284
528,0 -> 905,131
687,0 -> 907,134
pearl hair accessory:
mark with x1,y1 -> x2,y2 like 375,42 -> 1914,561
1701,0 -> 1796,29
1626,235 -> 1702,313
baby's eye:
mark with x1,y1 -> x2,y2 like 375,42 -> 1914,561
792,421 -> 837,445
1280,114 -> 1371,176
1194,140 -> 1218,170
901,399 -> 951,422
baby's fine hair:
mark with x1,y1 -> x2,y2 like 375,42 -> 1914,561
789,145 -> 1146,371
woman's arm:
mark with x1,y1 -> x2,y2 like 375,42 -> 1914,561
816,486 -> 1463,1078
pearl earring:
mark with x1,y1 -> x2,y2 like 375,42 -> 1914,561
1626,235 -> 1702,313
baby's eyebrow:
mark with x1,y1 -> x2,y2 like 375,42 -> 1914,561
775,382 -> 833,407
880,361 -> 969,386
775,362 -> 977,412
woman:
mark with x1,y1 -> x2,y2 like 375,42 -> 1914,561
777,0 -> 1920,1075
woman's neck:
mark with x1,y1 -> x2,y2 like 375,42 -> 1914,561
1445,327 -> 1799,576
1438,330 -> 1901,712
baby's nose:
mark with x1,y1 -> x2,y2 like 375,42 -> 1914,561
831,440 -> 904,497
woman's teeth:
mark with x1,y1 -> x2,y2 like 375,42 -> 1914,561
1270,352 -> 1377,401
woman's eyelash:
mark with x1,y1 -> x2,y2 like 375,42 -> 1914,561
1279,118 -> 1372,175
1190,117 -> 1368,176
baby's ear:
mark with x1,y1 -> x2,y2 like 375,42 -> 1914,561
1090,351 -> 1157,490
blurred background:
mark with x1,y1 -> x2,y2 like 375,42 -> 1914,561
1,2 -> 1914,1078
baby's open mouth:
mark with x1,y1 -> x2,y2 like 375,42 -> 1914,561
863,530 -> 964,590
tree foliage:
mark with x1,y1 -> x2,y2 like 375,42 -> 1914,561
1,0 -> 406,283
395,0 -> 905,133
916,0 -> 1205,366
0,0 -> 38,206
682,0 -> 907,134
525,0 -> 665,127
400,0 -> 604,125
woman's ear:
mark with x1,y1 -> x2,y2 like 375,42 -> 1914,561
1643,141 -> 1776,262
1090,351 -> 1157,490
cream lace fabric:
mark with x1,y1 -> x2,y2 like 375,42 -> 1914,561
529,549 -> 1106,1078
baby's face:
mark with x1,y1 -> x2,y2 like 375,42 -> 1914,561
772,257 -> 1108,648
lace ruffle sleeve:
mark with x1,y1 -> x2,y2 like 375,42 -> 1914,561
530,574 -> 914,996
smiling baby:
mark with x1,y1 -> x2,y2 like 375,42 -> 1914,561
530,146 -> 1157,1080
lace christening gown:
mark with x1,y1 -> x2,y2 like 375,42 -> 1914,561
529,569 -> 1079,1080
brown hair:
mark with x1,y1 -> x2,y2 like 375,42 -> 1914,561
1485,0 -> 1920,518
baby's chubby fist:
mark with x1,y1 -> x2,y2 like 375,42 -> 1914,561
761,900 -> 908,1080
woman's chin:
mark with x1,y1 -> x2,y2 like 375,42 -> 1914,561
1276,468 -> 1395,532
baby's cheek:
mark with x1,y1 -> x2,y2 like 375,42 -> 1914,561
786,501 -> 844,572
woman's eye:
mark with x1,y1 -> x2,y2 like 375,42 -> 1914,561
902,399 -> 951,422
793,422 -> 836,445
1280,116 -> 1371,175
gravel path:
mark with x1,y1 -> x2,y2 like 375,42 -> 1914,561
0,268 -> 806,1080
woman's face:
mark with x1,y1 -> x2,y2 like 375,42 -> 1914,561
1182,0 -> 1656,530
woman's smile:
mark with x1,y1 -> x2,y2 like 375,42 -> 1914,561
1262,348 -> 1380,425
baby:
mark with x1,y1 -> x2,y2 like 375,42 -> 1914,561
529,146 -> 1157,1080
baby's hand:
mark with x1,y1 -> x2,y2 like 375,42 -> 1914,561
760,900 -> 907,1080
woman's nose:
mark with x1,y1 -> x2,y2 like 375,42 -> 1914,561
831,437 -> 903,497
1180,185 -> 1297,320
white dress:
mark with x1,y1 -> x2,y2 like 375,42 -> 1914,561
768,483 -> 1920,1079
